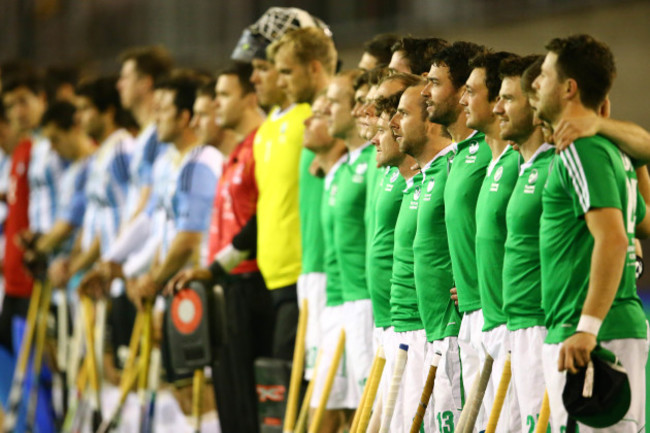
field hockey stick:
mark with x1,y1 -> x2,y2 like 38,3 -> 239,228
2,280 -> 43,433
485,352 -> 512,433
52,287 -> 70,423
350,346 -> 381,433
95,359 -> 142,433
308,329 -> 346,433
62,356 -> 89,433
61,314 -> 86,433
140,346 -> 161,433
378,343 -> 409,433
534,390 -> 550,433
294,350 -> 323,433
96,310 -> 144,433
284,299 -> 308,433
192,368 -> 206,433
137,302 -> 153,432
25,280 -> 54,432
81,296 -> 103,431
461,354 -> 494,433
409,350 -> 442,433
355,346 -> 387,433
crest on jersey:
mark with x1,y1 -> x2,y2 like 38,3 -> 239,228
494,166 -> 503,182
528,169 -> 538,185
469,141 -> 479,154
427,179 -> 435,192
356,162 -> 368,174
414,186 -> 421,201
390,170 -> 399,183
280,122 -> 288,134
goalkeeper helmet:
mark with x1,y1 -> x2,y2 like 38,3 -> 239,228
231,7 -> 331,62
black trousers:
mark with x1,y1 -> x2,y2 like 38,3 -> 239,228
212,272 -> 275,433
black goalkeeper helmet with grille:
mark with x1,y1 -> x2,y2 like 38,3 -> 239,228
231,7 -> 331,63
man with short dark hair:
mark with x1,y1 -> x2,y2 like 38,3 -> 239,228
21,101 -> 94,260
359,33 -> 400,70
167,63 -> 266,433
492,54 -> 553,433
388,37 -> 449,75
459,50 -> 521,433
421,40 -> 492,429
534,34 -> 649,433
117,45 -> 173,222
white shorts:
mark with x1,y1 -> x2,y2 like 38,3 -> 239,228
310,305 -> 354,409
423,337 -> 463,433
542,322 -> 649,433
481,324 -> 519,433
342,299 -> 375,407
297,272 -> 327,380
384,328 -> 427,432
457,309 -> 486,432
510,326 -> 548,433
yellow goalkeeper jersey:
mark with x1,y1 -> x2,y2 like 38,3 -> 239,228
253,103 -> 312,289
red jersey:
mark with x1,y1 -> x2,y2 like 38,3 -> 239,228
207,129 -> 259,274
5,139 -> 33,297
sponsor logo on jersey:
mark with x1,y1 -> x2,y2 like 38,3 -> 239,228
494,166 -> 503,182
490,166 -> 504,191
524,168 -> 538,194
411,186 -> 421,209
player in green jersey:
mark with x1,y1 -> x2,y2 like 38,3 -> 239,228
422,41 -> 491,430
303,93 -> 354,431
366,73 -> 420,331
460,51 -> 521,433
325,69 -> 375,412
493,55 -> 554,433
366,73 -> 422,431
392,81 -> 459,433
534,34 -> 650,432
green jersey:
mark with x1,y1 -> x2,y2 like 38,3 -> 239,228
322,157 -> 347,306
413,146 -> 461,342
540,136 -> 647,344
368,166 -> 405,328
444,131 -> 491,313
475,146 -> 520,332
391,172 -> 425,332
333,144 -> 374,302
502,144 -> 554,331
299,148 -> 325,274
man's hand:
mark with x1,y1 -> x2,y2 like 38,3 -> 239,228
164,268 -> 212,297
48,258 -> 70,288
132,273 -> 160,310
78,266 -> 111,300
553,114 -> 601,152
16,230 -> 38,251
450,287 -> 458,306
558,332 -> 597,374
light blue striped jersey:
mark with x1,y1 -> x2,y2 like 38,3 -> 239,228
154,145 -> 222,262
123,124 -> 168,221
28,134 -> 68,233
81,128 -> 134,254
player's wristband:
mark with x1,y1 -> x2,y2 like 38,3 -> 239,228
576,314 -> 602,336
636,256 -> 644,280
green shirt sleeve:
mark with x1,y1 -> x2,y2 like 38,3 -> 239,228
560,139 -> 621,218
